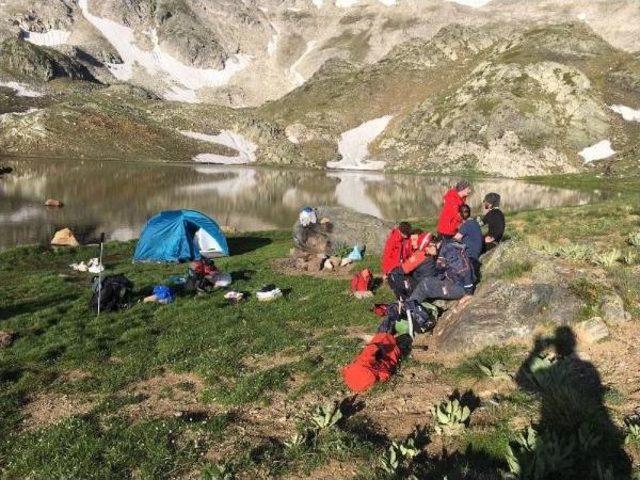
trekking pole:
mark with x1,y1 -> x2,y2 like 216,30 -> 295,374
97,232 -> 105,317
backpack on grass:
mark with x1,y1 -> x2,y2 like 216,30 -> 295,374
90,274 -> 133,312
350,268 -> 373,293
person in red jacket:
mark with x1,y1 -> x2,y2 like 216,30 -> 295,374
381,222 -> 412,299
436,180 -> 472,238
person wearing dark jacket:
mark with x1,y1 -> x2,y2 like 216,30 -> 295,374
381,222 -> 413,299
437,180 -> 472,239
481,192 -> 505,250
408,240 -> 476,303
455,204 -> 483,278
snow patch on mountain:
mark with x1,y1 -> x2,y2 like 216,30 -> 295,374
447,0 -> 493,7
290,41 -> 317,86
21,29 -> 71,46
579,140 -> 616,163
181,130 -> 258,165
0,80 -> 42,97
327,115 -> 393,170
79,0 -> 250,102
610,104 -> 640,123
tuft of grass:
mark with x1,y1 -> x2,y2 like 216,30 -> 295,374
500,260 -> 533,279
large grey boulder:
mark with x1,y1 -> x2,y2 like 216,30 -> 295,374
432,242 -> 583,353
292,206 -> 392,255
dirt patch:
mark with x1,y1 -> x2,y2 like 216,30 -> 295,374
22,393 -> 97,431
58,369 -> 93,383
283,458 -> 363,479
271,257 -> 356,280
241,351 -> 302,373
123,371 -> 217,422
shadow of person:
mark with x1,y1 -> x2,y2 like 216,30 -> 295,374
514,326 -> 631,479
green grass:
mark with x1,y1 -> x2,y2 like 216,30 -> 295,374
0,232 -> 391,478
2,178 -> 640,478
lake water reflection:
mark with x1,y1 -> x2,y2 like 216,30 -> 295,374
0,158 -> 595,249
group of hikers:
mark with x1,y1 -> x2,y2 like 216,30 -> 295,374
380,180 -> 505,306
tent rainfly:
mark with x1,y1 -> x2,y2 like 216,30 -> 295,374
133,210 -> 229,262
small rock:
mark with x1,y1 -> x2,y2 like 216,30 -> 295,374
323,259 -> 334,270
340,257 -> 353,267
51,228 -> 79,247
601,293 -> 630,325
0,331 -> 14,348
576,317 -> 610,344
44,198 -> 63,207
329,256 -> 340,268
307,256 -> 325,272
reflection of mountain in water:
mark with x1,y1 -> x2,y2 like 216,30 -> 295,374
0,158 -> 594,249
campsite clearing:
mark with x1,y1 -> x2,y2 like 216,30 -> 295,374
2,178 -> 640,478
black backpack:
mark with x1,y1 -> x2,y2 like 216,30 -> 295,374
377,300 -> 438,336
90,274 -> 133,312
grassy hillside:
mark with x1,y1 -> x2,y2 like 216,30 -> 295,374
2,177 -> 640,479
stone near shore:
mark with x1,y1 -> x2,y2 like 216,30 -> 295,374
51,228 -> 79,247
44,199 -> 63,207
293,206 -> 392,256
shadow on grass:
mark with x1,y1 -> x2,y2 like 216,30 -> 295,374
0,293 -> 79,321
228,236 -> 272,256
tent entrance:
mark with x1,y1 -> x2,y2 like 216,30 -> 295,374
194,228 -> 225,258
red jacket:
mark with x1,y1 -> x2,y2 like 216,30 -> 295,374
402,232 -> 433,274
381,228 -> 411,275
437,188 -> 464,236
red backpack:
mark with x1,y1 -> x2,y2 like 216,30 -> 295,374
350,268 -> 373,293
342,333 -> 401,393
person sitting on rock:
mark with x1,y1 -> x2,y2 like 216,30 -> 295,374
480,192 -> 505,251
381,221 -> 413,299
455,204 -> 483,279
401,229 -> 437,285
437,180 -> 472,241
408,238 -> 476,305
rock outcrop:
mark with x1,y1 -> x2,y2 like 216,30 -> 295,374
432,242 -> 584,353
292,206 -> 392,255
0,38 -> 97,82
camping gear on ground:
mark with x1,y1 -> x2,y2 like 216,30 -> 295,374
213,273 -> 232,288
256,284 -> 283,302
133,210 -> 229,263
90,274 -> 133,313
347,245 -> 363,261
185,259 -> 231,293
373,303 -> 388,317
224,291 -> 246,304
51,228 -> 79,247
70,257 -> 104,273
168,275 -> 187,286
144,285 -> 175,304
96,233 -> 105,316
70,261 -> 88,272
377,300 -> 438,337
299,207 -> 318,227
342,333 -> 402,393
350,269 -> 373,293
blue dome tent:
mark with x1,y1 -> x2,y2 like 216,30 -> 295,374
133,210 -> 229,262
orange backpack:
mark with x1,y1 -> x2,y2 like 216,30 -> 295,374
342,333 -> 401,393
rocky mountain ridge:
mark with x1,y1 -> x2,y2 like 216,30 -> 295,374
0,1 -> 639,177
